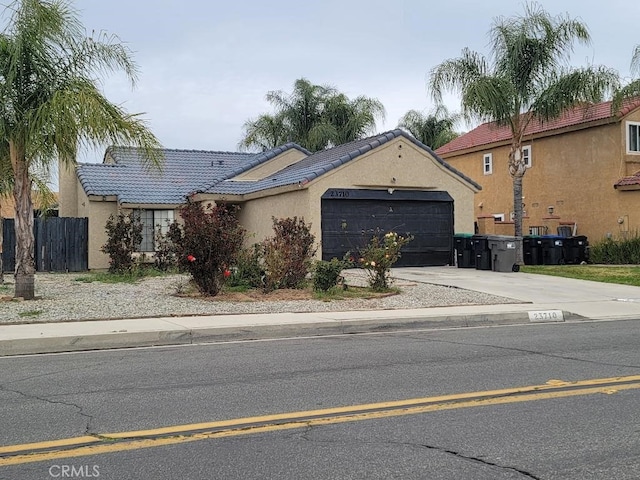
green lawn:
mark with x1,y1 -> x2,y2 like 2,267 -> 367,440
521,265 -> 640,287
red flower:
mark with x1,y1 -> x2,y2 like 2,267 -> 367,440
187,255 -> 196,262
223,269 -> 231,278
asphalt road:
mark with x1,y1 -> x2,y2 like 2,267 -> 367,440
1,319 -> 639,479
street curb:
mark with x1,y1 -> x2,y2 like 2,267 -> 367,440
0,310 -> 584,356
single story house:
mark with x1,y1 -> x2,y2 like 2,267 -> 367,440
436,100 -> 640,241
59,129 -> 481,270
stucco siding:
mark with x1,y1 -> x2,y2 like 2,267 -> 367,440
237,190 -> 312,248
85,198 -> 118,270
234,149 -> 308,181
57,162 -> 79,217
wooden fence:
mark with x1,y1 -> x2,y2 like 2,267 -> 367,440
2,217 -> 88,272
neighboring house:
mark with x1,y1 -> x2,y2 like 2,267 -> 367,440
0,193 -> 59,218
436,100 -> 640,242
59,129 -> 480,270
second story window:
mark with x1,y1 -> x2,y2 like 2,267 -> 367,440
628,122 -> 640,153
522,145 -> 532,168
483,153 -> 493,175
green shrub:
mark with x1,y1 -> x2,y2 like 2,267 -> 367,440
153,222 -> 182,272
589,235 -> 640,264
262,217 -> 317,291
172,202 -> 245,296
228,243 -> 265,289
357,231 -> 413,291
313,258 -> 348,291
101,212 -> 143,273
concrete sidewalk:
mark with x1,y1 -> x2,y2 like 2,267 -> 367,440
2,267 -> 640,356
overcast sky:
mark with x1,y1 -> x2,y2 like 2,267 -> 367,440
68,0 -> 638,161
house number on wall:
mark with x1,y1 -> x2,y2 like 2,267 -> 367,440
330,190 -> 350,198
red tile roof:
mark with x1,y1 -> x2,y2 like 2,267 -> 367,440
436,99 -> 640,155
615,171 -> 640,188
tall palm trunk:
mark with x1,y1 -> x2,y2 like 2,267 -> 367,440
512,174 -> 524,265
509,140 -> 526,266
10,141 -> 35,299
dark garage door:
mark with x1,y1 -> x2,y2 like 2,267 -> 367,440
321,189 -> 454,267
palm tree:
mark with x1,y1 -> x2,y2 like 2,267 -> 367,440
612,45 -> 640,110
429,2 -> 618,265
398,106 -> 460,150
238,113 -> 289,152
324,93 -> 386,146
239,78 -> 385,152
0,0 -> 162,299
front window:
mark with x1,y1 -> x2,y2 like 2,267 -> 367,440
628,122 -> 640,153
136,209 -> 175,252
483,153 -> 493,175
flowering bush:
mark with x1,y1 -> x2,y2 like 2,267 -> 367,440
358,231 -> 413,291
172,202 -> 245,296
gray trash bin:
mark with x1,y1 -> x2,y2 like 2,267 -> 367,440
487,235 -> 520,272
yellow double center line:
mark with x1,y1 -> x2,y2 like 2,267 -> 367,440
2,374 -> 639,466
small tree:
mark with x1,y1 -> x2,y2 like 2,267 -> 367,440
173,202 -> 245,296
262,217 -> 316,291
101,212 -> 143,273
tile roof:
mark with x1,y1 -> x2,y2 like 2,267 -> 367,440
615,171 -> 640,188
436,100 -> 640,155
76,131 -> 480,205
202,129 -> 481,196
77,144 -> 310,204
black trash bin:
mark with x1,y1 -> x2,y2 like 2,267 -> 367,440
523,236 -> 543,265
541,235 -> 565,265
472,235 -> 491,270
454,233 -> 475,268
563,236 -> 589,264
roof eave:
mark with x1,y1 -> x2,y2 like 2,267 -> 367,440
439,116 -> 620,157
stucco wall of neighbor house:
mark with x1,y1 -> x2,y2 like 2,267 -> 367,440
442,119 -> 640,242
234,149 -> 308,181
58,162 -> 79,218
236,189 -> 312,247
81,194 -> 118,270
304,136 -> 478,237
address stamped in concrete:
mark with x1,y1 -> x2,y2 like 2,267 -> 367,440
528,310 -> 565,323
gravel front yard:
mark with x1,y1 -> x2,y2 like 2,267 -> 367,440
0,270 -> 519,324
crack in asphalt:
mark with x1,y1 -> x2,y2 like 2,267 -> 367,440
0,383 -> 95,435
300,427 -> 540,479
405,335 -> 640,369
415,443 -> 541,479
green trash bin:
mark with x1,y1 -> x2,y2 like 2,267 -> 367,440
487,235 -> 520,272
454,233 -> 475,268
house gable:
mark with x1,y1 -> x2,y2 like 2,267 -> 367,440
232,145 -> 310,181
